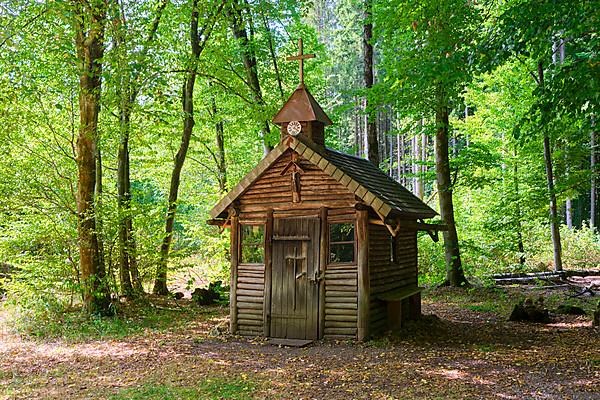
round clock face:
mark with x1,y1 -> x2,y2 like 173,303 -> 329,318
287,120 -> 302,136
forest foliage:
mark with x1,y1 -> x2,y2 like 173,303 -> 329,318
0,0 -> 598,317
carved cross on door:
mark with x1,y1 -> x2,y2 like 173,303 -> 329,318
285,246 -> 306,311
280,152 -> 304,203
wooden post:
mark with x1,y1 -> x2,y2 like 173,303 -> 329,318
229,207 -> 240,334
356,205 -> 370,341
263,209 -> 274,337
318,207 -> 328,339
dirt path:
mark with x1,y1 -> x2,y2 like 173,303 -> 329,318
1,293 -> 598,400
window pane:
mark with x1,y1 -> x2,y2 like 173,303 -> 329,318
329,222 -> 355,263
330,223 -> 354,242
330,243 -> 354,263
241,225 -> 264,264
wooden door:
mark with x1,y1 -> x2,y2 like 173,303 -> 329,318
270,218 -> 320,339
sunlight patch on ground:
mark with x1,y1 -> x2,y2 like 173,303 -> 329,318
545,320 -> 591,329
495,393 -> 522,399
0,339 -> 149,373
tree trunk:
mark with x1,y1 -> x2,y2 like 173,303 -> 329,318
72,0 -> 111,314
229,0 -> 271,155
117,106 -> 134,296
153,0 -> 223,295
114,0 -> 168,296
565,199 -> 573,229
212,95 -> 227,193
396,131 -> 401,180
513,149 -> 526,264
538,62 -> 563,272
420,132 -> 427,198
435,86 -> 468,287
413,125 -> 424,199
363,0 -> 378,166
95,147 -> 108,293
591,117 -> 597,228
261,11 -> 284,101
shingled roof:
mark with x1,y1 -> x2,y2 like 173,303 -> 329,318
209,135 -> 437,220
271,84 -> 333,126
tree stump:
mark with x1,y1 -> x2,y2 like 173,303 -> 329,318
191,281 -> 224,305
173,292 -> 184,300
509,297 -> 550,323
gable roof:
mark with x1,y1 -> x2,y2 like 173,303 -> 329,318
272,84 -> 333,126
209,135 -> 437,220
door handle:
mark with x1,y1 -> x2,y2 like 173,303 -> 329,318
295,271 -> 306,280
309,270 -> 323,285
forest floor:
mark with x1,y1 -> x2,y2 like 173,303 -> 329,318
0,286 -> 599,400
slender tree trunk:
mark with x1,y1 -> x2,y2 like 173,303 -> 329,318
95,148 -> 107,288
261,11 -> 284,101
353,97 -> 362,157
396,131 -> 401,180
591,117 -> 597,228
114,0 -> 167,296
72,0 -> 111,314
565,199 -> 573,228
229,0 -> 271,155
551,37 -> 573,230
154,0 -> 223,294
363,0 -> 378,166
211,94 -> 227,193
435,86 -> 468,287
538,62 -> 563,272
513,149 -> 526,264
117,107 -> 134,296
413,125 -> 424,199
421,131 -> 427,199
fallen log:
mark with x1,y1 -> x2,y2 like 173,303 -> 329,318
494,274 -> 565,285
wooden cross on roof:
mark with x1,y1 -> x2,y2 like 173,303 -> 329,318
286,38 -> 315,85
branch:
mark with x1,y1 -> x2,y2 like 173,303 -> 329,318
197,72 -> 253,104
0,5 -> 48,48
188,155 -> 218,175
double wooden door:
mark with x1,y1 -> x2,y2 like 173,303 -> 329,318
270,217 -> 320,340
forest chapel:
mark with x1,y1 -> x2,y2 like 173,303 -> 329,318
209,39 -> 443,342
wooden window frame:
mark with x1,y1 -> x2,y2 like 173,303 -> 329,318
327,220 -> 356,265
239,223 -> 265,265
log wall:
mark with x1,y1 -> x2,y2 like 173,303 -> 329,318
369,225 -> 418,335
324,264 -> 358,339
238,149 -> 357,216
236,263 -> 265,336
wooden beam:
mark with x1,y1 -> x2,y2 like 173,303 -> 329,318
318,207 -> 328,339
229,207 -> 240,334
206,218 -> 227,226
356,207 -> 370,341
263,209 -> 273,337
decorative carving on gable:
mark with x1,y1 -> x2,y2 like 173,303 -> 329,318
280,152 -> 305,203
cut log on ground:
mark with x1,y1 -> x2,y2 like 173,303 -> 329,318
509,297 -> 550,323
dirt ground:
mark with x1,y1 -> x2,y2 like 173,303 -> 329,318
1,288 -> 599,400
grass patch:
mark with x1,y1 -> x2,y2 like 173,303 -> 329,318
425,286 -> 512,314
111,377 -> 256,400
3,296 -> 225,341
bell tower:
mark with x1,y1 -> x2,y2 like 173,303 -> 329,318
272,39 -> 332,146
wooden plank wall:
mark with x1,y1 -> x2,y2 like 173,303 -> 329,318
236,263 -> 265,336
369,225 -> 418,335
324,265 -> 358,339
238,149 -> 356,218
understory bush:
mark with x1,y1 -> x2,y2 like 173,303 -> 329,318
418,221 -> 600,286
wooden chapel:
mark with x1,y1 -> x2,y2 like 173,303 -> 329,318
208,40 -> 439,342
